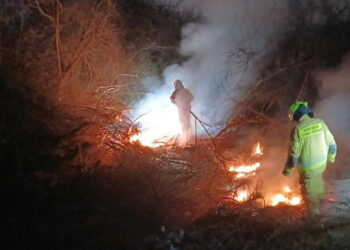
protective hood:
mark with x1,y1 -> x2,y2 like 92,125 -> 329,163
290,101 -> 313,121
174,79 -> 184,90
293,105 -> 314,121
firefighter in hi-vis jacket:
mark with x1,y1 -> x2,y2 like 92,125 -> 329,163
283,101 -> 337,216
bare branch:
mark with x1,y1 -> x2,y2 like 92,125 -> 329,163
54,0 -> 62,77
57,14 -> 110,101
34,0 -> 55,23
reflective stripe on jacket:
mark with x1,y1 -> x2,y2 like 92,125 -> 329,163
291,114 -> 336,171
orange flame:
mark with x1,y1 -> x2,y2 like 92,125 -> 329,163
236,173 -> 246,179
270,186 -> 302,206
229,144 -> 302,207
284,186 -> 292,193
252,142 -> 263,156
229,162 -> 261,174
130,105 -> 181,147
234,190 -> 248,202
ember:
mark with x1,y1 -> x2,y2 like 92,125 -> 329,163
327,196 -> 336,202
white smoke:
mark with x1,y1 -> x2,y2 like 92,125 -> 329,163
315,55 -> 350,141
315,55 -> 350,176
132,0 -> 291,142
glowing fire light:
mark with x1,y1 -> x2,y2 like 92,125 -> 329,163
229,162 -> 261,173
228,143 -> 262,184
235,191 -> 248,202
290,197 -> 302,205
270,186 -> 302,206
271,194 -> 301,206
130,105 -> 181,147
236,173 -> 246,179
284,186 -> 292,193
327,196 -> 336,202
252,142 -> 263,156
228,142 -> 302,207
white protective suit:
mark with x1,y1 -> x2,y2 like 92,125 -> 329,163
170,80 -> 194,147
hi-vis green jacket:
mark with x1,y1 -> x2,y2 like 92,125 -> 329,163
291,114 -> 337,171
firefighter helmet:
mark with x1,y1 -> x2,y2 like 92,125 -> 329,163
290,101 -> 309,115
289,101 -> 313,121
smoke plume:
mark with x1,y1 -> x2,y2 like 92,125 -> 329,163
315,54 -> 350,177
315,55 -> 350,140
133,0 -> 290,133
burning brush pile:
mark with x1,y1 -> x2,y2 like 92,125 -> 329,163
225,143 -> 302,207
95,98 -> 304,222
121,114 -> 303,212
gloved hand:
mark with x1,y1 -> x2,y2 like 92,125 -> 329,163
282,167 -> 293,177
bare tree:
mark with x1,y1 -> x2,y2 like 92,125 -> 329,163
27,0 -> 130,105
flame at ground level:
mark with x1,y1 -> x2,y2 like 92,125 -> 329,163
253,142 -> 263,156
130,105 -> 181,147
232,186 -> 302,207
229,162 -> 261,174
228,143 -> 302,207
270,194 -> 302,206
